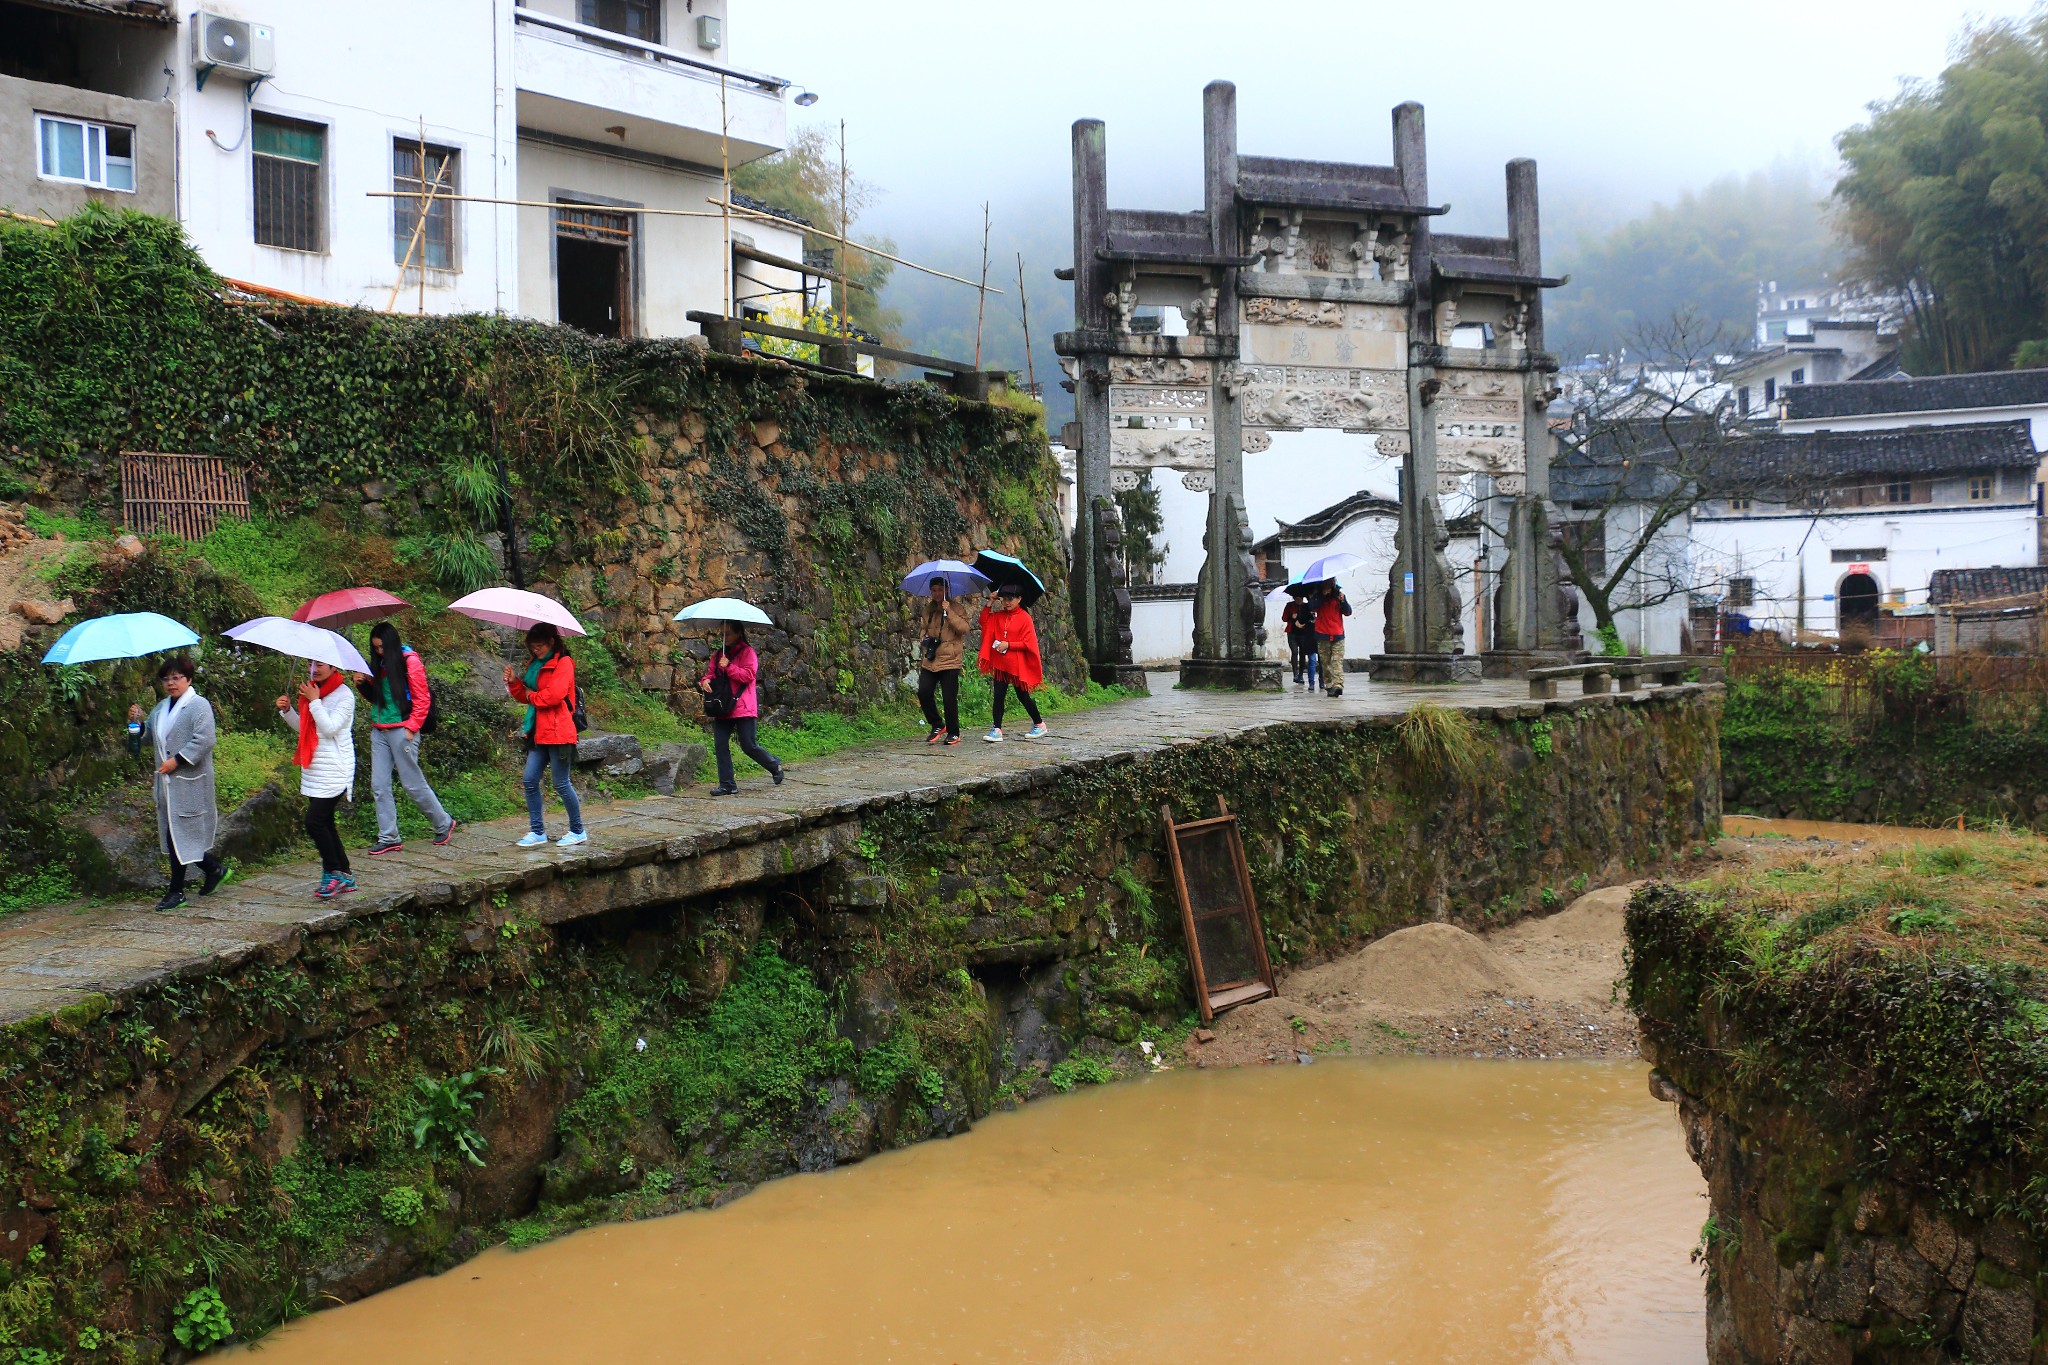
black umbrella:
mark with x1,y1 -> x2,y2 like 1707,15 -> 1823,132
972,550 -> 1045,609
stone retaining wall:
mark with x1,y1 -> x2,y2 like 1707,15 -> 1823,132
1656,1072 -> 2042,1364
0,688 -> 1718,1360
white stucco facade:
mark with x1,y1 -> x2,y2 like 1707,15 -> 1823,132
9,1 -> 795,332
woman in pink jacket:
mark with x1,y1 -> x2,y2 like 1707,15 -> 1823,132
698,622 -> 784,796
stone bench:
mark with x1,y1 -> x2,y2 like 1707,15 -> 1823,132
1605,655 -> 1698,691
1527,662 -> 1614,699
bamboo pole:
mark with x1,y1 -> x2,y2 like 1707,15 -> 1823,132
417,120 -> 429,315
384,152 -> 451,313
711,199 -> 1005,292
719,75 -> 732,318
363,191 -> 725,218
838,119 -> 850,339
973,201 -> 990,368
1016,251 -> 1037,395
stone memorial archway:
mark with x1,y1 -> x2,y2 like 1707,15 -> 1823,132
1057,83 -> 1570,686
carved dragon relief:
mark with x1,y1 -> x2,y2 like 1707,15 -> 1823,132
1241,297 -> 1345,327
1109,357 -> 1211,386
1237,365 -> 1408,432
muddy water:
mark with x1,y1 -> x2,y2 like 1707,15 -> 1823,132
1723,814 -> 1971,846
239,1060 -> 1703,1365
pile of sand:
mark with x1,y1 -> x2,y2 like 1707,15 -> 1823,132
1288,921 -> 1531,1013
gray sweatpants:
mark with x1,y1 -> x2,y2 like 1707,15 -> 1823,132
370,726 -> 451,843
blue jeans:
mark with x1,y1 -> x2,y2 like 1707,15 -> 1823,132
522,743 -> 582,835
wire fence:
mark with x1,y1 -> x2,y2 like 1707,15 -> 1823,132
1725,648 -> 2048,732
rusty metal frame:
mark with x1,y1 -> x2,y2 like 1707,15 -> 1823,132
1161,796 -> 1277,1022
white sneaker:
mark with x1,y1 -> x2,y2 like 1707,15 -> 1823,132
516,832 -> 549,848
557,831 -> 589,847
1023,723 -> 1048,739
982,728 -> 1004,743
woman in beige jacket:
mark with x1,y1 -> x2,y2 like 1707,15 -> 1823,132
916,575 -> 972,745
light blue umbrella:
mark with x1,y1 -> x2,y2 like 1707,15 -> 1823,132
899,559 -> 993,597
40,612 -> 199,665
674,597 -> 773,626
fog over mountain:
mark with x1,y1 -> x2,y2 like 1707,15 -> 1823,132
747,0 -> 2034,412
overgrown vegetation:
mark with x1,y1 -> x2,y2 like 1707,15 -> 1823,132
1720,651 -> 2048,828
1629,832 -> 2048,1238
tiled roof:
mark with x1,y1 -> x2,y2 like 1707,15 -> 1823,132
1732,420 -> 2037,483
1929,567 -> 2048,606
1553,419 -> 2036,504
1252,490 -> 1398,549
731,192 -> 811,229
1783,369 -> 2048,420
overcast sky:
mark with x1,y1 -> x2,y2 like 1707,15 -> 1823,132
748,0 -> 2038,250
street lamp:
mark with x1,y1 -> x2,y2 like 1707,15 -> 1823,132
793,88 -> 820,106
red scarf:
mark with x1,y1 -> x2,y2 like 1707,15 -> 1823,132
294,671 -> 344,769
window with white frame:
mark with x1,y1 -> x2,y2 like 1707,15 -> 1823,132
35,114 -> 135,191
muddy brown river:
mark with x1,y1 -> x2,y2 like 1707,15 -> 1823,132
236,1059 -> 1704,1365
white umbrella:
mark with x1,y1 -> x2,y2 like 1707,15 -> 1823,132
224,616 -> 371,672
446,587 -> 588,636
1296,552 -> 1366,583
674,597 -> 773,626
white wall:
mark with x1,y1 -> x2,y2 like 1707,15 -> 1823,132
1151,428 -> 1399,583
1130,595 -> 1193,666
171,1 -> 513,314
1692,505 -> 2038,636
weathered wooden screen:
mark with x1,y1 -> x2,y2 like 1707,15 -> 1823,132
1162,798 -> 1276,1022
119,453 -> 250,541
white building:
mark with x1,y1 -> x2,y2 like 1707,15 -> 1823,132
1723,318 -> 1899,423
1754,278 -> 1899,348
3,0 -> 811,337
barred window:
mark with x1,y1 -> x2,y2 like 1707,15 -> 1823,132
252,115 -> 324,253
393,141 -> 459,271
1726,576 -> 1754,607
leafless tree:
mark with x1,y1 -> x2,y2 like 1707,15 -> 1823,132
1546,312 -> 1781,648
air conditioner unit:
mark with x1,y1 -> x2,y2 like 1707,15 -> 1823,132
191,11 -> 275,80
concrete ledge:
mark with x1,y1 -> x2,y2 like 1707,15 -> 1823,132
1177,657 -> 1284,690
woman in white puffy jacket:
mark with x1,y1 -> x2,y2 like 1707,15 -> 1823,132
276,660 -> 359,899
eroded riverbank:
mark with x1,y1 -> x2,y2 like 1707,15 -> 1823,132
231,1059 -> 1705,1365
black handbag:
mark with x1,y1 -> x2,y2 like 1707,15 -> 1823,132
702,669 -> 735,719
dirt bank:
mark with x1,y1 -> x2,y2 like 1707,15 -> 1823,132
1190,817 -> 1981,1069
1188,885 -> 1642,1066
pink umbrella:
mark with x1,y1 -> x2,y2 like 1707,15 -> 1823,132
292,586 -> 411,629
446,587 -> 587,636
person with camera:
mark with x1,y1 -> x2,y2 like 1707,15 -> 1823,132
916,574 -> 971,746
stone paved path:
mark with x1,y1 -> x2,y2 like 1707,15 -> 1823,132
0,674 -> 1564,1026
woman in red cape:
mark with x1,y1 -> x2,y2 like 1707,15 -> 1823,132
977,583 -> 1046,741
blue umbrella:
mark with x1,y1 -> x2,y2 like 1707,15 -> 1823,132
41,612 -> 199,665
898,559 -> 993,598
973,550 -> 1046,608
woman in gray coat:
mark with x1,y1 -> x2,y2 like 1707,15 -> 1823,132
127,655 -> 223,911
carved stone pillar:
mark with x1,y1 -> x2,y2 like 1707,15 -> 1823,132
1481,367 -> 1570,676
1378,365 -> 1464,679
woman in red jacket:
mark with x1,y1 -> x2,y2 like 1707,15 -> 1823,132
503,623 -> 586,848
978,584 -> 1046,742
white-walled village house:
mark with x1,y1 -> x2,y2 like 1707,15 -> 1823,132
1,0 -> 819,336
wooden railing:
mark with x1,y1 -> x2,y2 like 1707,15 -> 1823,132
686,311 -> 1011,400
